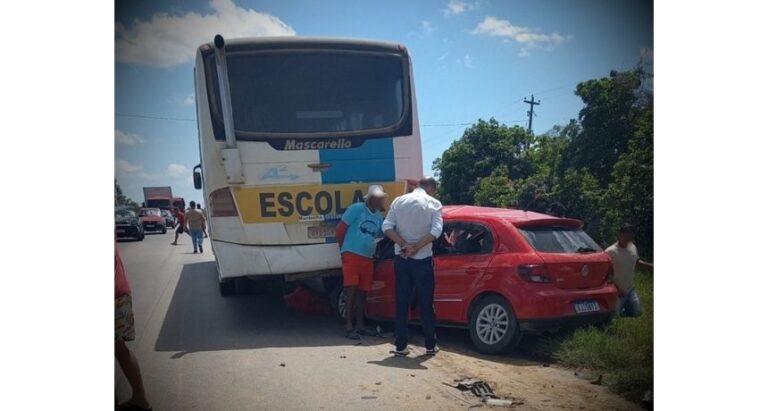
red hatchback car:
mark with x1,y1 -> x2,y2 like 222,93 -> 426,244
337,205 -> 618,354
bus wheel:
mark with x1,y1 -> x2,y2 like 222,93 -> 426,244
219,278 -> 236,296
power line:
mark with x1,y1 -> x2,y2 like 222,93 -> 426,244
116,113 -> 526,127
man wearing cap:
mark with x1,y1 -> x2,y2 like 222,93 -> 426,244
382,177 -> 443,356
336,185 -> 388,339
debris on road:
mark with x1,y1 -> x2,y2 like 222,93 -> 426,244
279,362 -> 286,367
448,377 -> 525,407
425,394 -> 431,400
375,381 -> 382,386
339,355 -> 347,359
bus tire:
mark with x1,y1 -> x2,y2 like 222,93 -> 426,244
219,278 -> 236,296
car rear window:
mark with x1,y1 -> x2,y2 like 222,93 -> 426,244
519,226 -> 602,253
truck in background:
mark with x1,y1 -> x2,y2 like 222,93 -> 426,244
143,186 -> 173,211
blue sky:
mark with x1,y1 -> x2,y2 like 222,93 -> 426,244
115,0 -> 653,206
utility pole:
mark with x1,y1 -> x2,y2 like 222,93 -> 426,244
523,94 -> 540,133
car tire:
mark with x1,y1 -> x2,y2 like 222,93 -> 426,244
469,295 -> 522,354
329,283 -> 347,320
137,232 -> 145,241
219,278 -> 236,296
162,226 -> 167,234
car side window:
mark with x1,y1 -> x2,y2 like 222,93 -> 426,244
434,222 -> 493,256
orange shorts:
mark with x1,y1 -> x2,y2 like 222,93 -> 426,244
342,252 -> 374,291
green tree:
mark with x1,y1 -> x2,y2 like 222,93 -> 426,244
433,118 -> 533,204
115,180 -> 140,211
474,165 -> 515,207
564,69 -> 646,185
601,103 -> 654,255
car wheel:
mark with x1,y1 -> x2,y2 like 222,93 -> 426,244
219,278 -> 236,296
162,226 -> 167,234
137,232 -> 145,241
469,295 -> 521,354
329,283 -> 347,320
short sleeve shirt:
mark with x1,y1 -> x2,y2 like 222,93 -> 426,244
605,242 -> 639,295
339,202 -> 384,258
186,209 -> 205,230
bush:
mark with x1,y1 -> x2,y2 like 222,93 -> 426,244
521,271 -> 653,402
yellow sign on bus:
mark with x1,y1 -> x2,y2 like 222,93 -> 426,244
232,181 -> 407,224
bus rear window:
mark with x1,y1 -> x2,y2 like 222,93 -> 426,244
209,51 -> 407,135
518,227 -> 602,253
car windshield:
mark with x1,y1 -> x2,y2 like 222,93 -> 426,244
139,209 -> 161,217
519,226 -> 602,253
115,209 -> 135,219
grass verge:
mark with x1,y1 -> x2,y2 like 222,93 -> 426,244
520,271 -> 653,402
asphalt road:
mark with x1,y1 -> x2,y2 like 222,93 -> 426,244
116,230 -> 639,410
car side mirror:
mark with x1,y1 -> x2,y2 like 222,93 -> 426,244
193,164 -> 202,190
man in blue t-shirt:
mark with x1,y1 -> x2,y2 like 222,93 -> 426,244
335,185 -> 388,339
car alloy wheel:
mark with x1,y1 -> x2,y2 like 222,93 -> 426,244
337,288 -> 347,319
475,303 -> 509,345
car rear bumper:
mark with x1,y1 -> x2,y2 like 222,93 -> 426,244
115,225 -> 141,238
518,312 -> 613,334
212,240 -> 342,279
142,222 -> 165,231
509,283 -> 618,330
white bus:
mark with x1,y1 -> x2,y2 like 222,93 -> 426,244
193,35 -> 423,295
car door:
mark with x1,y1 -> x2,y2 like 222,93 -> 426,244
366,239 -> 396,319
433,221 -> 495,323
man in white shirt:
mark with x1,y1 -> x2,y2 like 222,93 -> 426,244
605,224 -> 653,317
382,177 -> 443,356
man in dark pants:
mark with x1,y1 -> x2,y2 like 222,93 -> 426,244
382,177 -> 443,356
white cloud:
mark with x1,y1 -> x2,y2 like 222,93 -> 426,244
167,163 -> 190,178
181,94 -> 195,106
116,159 -> 160,180
471,16 -> 571,55
462,54 -> 474,68
115,0 -> 296,68
115,129 -> 144,145
421,20 -> 435,35
444,0 -> 476,16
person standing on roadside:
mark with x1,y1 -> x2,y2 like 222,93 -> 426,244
382,177 -> 443,356
115,244 -> 152,411
605,224 -> 654,317
196,203 -> 208,238
336,185 -> 388,340
185,201 -> 207,254
171,207 -> 186,246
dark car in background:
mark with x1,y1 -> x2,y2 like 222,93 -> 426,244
115,209 -> 144,241
161,209 -> 176,228
138,208 -> 167,234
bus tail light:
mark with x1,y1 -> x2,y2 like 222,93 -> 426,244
518,264 -> 552,284
209,188 -> 239,217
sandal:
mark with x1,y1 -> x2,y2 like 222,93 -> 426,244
345,329 -> 361,340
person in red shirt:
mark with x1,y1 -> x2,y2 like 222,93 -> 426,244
115,245 -> 152,410
171,207 -> 186,246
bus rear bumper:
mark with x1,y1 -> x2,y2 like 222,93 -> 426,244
211,240 -> 342,279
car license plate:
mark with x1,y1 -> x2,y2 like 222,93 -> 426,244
308,226 -> 336,239
116,229 -> 125,234
574,300 -> 600,313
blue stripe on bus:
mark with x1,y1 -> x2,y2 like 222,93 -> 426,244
318,137 -> 395,183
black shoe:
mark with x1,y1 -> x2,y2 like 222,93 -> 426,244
199,246 -> 204,253
193,249 -> 198,254
425,346 -> 440,356
391,347 -> 410,357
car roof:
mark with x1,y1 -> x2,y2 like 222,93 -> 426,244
442,205 -> 583,228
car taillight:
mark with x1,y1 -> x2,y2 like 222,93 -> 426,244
518,264 -> 553,283
209,188 -> 239,217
